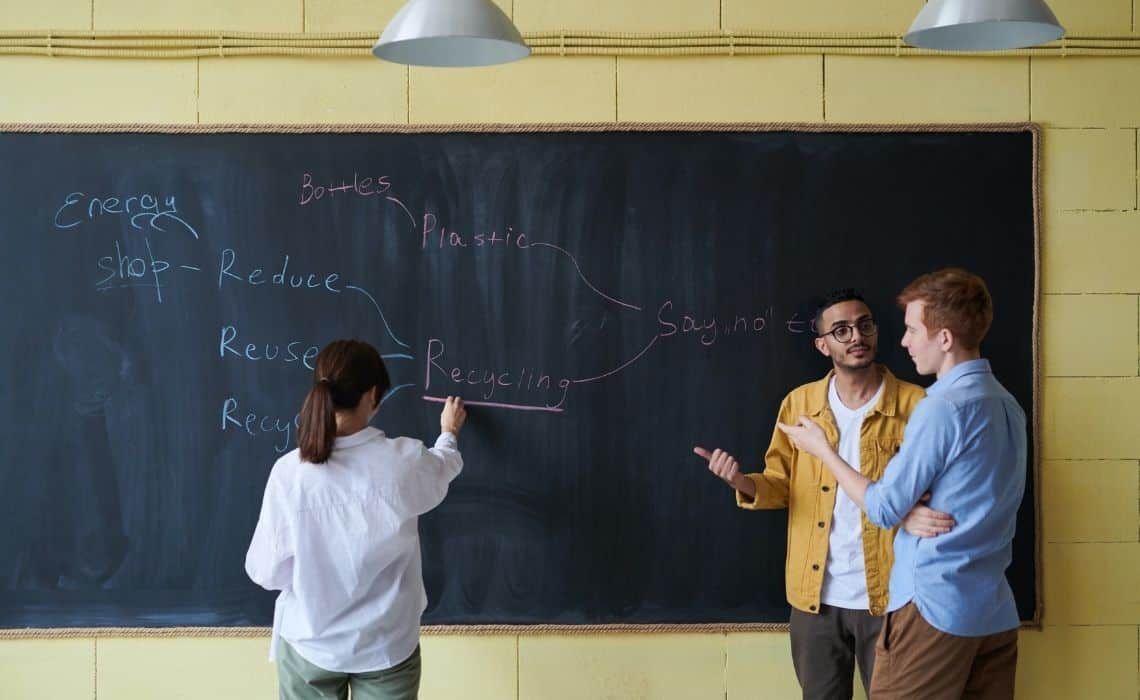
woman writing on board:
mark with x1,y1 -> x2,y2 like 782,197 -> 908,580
246,339 -> 466,700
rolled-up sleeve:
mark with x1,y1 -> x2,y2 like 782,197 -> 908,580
864,397 -> 957,529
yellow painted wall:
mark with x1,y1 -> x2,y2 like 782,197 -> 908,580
1,1 -> 1137,698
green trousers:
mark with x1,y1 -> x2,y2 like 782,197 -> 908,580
277,640 -> 421,700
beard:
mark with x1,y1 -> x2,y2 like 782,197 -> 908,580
836,343 -> 876,370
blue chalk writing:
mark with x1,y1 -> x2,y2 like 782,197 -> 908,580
94,238 -> 170,303
221,397 -> 298,454
219,325 -> 321,370
217,248 -> 342,293
55,191 -> 200,239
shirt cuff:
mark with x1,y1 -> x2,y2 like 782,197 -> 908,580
864,482 -> 898,529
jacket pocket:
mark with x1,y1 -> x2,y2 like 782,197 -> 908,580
866,438 -> 902,481
876,437 -> 902,457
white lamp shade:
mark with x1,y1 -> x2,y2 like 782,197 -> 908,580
372,0 -> 531,67
905,0 -> 1064,51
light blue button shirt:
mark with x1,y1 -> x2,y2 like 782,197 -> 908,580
864,359 -> 1026,636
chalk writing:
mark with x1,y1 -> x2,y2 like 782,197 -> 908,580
656,300 -> 771,347
299,172 -> 392,205
55,191 -> 200,239
219,325 -> 321,369
221,397 -> 298,454
425,338 -> 571,410
217,249 -> 342,293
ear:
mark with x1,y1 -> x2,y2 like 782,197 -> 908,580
937,328 -> 955,352
814,336 -> 831,358
370,385 -> 381,410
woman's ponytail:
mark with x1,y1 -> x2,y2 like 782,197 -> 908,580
298,377 -> 338,463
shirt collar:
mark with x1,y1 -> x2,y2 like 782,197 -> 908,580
927,358 -> 992,396
334,426 -> 383,449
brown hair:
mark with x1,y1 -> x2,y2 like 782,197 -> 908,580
297,339 -> 391,464
897,268 -> 994,351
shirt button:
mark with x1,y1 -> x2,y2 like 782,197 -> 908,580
821,485 -> 830,492
817,521 -> 825,528
812,563 -> 820,571
809,605 -> 817,611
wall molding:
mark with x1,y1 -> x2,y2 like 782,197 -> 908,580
1,30 -> 1139,59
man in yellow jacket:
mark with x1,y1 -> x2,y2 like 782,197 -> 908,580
695,289 -> 948,700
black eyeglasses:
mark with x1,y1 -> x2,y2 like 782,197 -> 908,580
818,318 -> 878,343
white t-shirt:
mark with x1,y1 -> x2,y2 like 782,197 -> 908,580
245,426 -> 462,673
820,377 -> 883,610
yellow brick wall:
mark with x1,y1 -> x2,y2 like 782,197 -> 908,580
0,1 -> 1137,698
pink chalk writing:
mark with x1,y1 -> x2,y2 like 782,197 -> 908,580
657,300 -> 771,347
421,395 -> 563,414
425,338 -> 570,410
572,334 -> 659,384
299,172 -> 392,205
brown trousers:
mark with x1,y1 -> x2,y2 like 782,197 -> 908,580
870,601 -> 1018,700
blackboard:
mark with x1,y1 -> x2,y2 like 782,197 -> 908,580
0,125 -> 1039,630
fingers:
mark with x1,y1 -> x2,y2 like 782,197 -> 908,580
920,511 -> 955,529
911,508 -> 953,521
440,396 -> 467,432
912,505 -> 954,525
776,417 -> 815,434
920,492 -> 932,503
701,448 -> 740,483
443,396 -> 465,412
911,525 -> 952,537
776,422 -> 802,451
693,446 -> 712,461
905,506 -> 955,538
777,420 -> 810,452
915,520 -> 953,534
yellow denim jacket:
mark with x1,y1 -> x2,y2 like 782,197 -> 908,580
737,367 -> 925,616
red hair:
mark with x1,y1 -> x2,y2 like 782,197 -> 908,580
897,268 -> 993,350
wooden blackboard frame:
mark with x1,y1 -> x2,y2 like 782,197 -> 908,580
0,122 -> 1041,637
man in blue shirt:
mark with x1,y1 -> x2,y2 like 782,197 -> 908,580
778,268 -> 1026,700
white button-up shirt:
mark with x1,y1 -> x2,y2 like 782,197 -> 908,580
245,427 -> 462,673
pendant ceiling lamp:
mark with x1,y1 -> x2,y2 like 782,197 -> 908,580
372,0 -> 531,67
905,0 -> 1065,51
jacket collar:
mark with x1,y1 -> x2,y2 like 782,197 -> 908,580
805,364 -> 901,418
